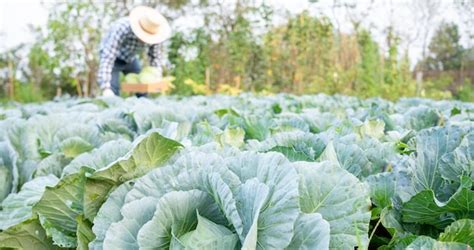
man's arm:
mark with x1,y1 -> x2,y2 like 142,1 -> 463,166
147,44 -> 163,78
97,24 -> 127,90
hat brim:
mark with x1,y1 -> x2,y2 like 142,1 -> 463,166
129,6 -> 171,44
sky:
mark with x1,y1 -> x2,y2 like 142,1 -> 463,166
0,0 -> 469,65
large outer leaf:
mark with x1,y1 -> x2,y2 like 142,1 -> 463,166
357,137 -> 399,173
0,164 -> 12,203
439,219 -> 474,246
90,181 -> 134,250
62,139 -> 132,177
102,197 -> 157,250
253,131 -> 327,162
274,113 -> 310,133
403,106 -> 440,131
87,132 -> 182,182
33,168 -> 92,248
401,183 -> 474,229
7,118 -> 39,163
137,190 -> 222,249
0,217 -> 59,250
238,179 -> 270,249
133,107 -> 194,142
84,131 -> 182,220
406,236 -> 468,250
0,175 -> 59,230
34,153 -> 70,178
77,215 -> 95,250
242,114 -> 274,141
177,213 -> 239,249
97,117 -> 135,141
17,160 -> 38,188
295,161 -> 371,249
440,132 -> 474,182
270,146 -> 314,161
155,120 -> 193,143
379,234 -> 417,250
0,141 -> 18,202
285,213 -> 330,250
380,207 -> 405,235
412,126 -> 464,194
59,137 -> 94,158
226,152 -> 300,249
29,115 -> 76,156
201,173 -> 243,235
318,140 -> 370,178
53,124 -> 102,158
365,172 -> 396,208
124,152 -> 240,202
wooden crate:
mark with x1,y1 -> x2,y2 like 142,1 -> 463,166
121,81 -> 170,93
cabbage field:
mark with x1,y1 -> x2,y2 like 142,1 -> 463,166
0,94 -> 473,250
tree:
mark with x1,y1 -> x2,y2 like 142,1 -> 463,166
409,0 -> 441,95
424,22 -> 464,71
356,29 -> 383,97
168,29 -> 212,95
27,1 -> 119,97
411,0 -> 441,70
454,0 -> 474,43
454,0 -> 474,89
382,27 -> 416,98
0,45 -> 24,100
166,0 -> 268,94
263,12 -> 335,94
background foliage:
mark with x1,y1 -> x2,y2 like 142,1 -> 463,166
0,0 -> 473,102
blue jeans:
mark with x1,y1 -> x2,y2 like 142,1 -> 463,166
111,58 -> 147,98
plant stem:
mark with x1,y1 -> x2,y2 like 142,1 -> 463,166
369,216 -> 383,244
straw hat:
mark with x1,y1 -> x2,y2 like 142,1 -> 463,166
130,6 -> 171,44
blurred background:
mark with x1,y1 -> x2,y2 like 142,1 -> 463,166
0,0 -> 473,102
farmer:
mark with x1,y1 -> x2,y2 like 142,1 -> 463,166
98,6 -> 171,97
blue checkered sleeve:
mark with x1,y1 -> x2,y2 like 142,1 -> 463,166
97,23 -> 128,89
148,44 -> 163,77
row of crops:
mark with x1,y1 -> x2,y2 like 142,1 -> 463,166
0,94 -> 473,249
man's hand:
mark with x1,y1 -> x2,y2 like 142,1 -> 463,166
102,88 -> 116,97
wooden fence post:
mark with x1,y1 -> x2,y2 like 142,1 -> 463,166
205,67 -> 211,90
75,76 -> 83,97
416,71 -> 423,96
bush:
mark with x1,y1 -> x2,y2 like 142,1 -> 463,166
455,80 -> 474,102
14,83 -> 45,103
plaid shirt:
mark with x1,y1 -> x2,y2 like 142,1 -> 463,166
98,18 -> 162,89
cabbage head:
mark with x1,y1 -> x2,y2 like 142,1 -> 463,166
89,150 -> 371,250
124,73 -> 140,84
141,67 -> 161,77
138,73 -> 157,84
